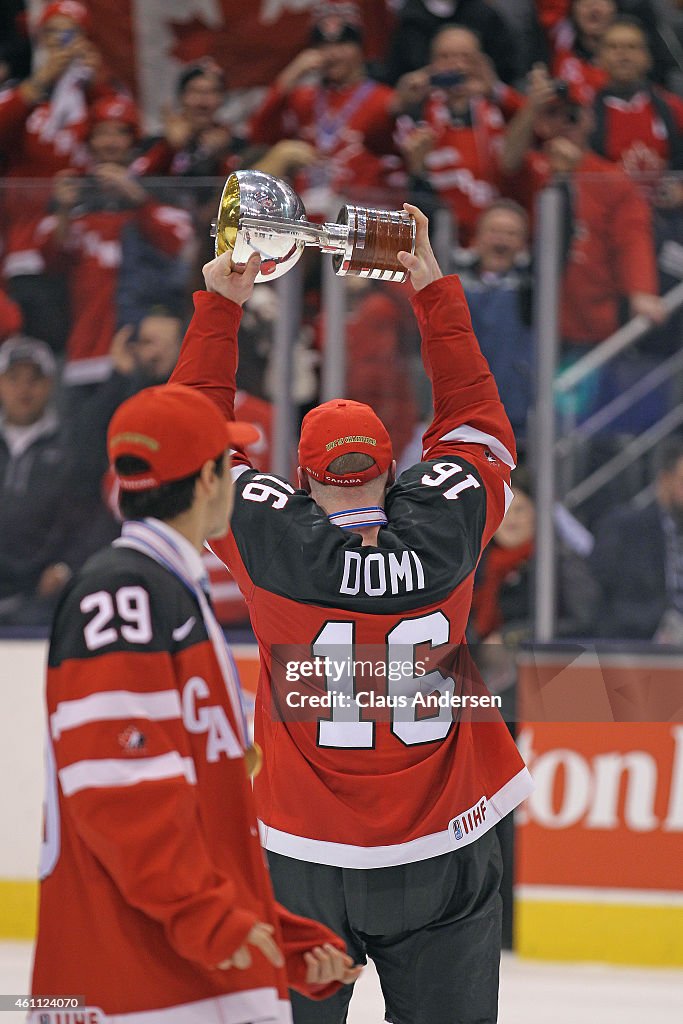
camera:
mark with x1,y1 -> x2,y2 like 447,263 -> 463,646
429,71 -> 466,90
552,79 -> 570,100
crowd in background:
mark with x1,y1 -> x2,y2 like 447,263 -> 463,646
1,0 -> 683,642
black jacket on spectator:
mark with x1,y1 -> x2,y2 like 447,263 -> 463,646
591,502 -> 668,640
0,412 -> 92,621
384,0 -> 520,85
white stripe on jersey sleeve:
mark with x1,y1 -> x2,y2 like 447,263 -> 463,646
231,463 -> 251,481
51,690 -> 182,740
59,752 -> 197,796
428,425 -> 516,469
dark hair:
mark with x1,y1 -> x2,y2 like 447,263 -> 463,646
477,199 -> 529,235
176,60 -> 225,98
327,452 -> 376,475
653,436 -> 683,479
510,464 -> 532,499
602,15 -> 648,44
116,454 -> 225,521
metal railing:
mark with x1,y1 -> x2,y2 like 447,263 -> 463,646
532,180 -> 683,642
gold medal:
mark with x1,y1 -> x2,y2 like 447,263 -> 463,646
245,742 -> 263,777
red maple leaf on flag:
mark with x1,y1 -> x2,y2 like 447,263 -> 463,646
168,16 -> 222,65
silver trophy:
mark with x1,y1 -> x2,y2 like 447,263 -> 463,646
211,170 -> 415,284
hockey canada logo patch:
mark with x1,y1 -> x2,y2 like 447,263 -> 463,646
118,725 -> 147,754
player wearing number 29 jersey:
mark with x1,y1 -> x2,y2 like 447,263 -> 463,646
170,270 -> 533,871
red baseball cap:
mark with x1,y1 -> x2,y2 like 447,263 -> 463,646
90,96 -> 140,137
108,384 -> 259,492
298,399 -> 393,487
37,1 -> 92,33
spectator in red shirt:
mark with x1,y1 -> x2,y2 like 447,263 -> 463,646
591,17 -> 683,178
0,0 -> 114,349
394,26 -> 524,245
501,70 -> 665,345
536,0 -> 616,105
37,95 -> 193,386
590,16 -> 683,354
536,0 -> 675,96
134,59 -> 317,274
135,59 -> 316,185
249,2 -> 402,217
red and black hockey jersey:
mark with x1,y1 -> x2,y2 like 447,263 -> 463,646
171,278 -> 533,869
32,530 -> 345,1022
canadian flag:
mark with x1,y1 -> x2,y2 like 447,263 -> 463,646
53,0 -> 393,129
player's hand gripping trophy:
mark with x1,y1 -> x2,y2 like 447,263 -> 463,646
211,170 -> 416,283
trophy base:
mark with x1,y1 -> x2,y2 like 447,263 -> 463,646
333,206 -> 415,283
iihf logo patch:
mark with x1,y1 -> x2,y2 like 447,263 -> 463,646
118,725 -> 147,754
450,798 -> 488,844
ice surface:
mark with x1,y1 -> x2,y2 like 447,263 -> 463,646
1,943 -> 681,1023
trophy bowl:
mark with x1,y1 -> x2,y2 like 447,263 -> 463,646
214,170 -> 308,282
212,170 -> 415,284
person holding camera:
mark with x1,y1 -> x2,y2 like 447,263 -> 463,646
249,2 -> 401,217
37,95 -> 193,388
501,64 -> 665,348
0,0 -> 115,350
394,25 -> 524,246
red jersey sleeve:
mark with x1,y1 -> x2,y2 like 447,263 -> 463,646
136,199 -> 194,257
411,276 -> 516,543
275,903 -> 346,1000
130,138 -> 175,177
169,290 -> 253,469
0,86 -> 32,146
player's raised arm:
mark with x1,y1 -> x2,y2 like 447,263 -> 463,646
398,205 -> 516,474
169,251 -> 261,466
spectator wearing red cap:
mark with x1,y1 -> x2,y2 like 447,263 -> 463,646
31,375 -> 361,1022
0,0 -> 116,349
394,25 -> 524,245
168,211 -> 532,1024
249,1 -> 403,216
37,93 -> 194,386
